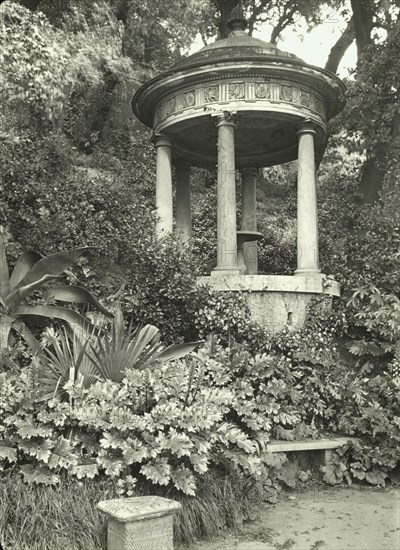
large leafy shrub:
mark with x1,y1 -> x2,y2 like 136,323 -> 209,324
122,236 -> 205,343
1,311 -> 399,497
0,346 -> 266,495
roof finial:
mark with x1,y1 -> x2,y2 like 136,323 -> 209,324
227,3 -> 248,33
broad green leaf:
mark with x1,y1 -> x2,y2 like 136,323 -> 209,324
14,304 -> 94,333
140,458 -> 171,485
165,428 -> 194,457
15,247 -> 92,290
21,464 -> 59,486
0,236 -> 10,298
6,274 -> 64,310
151,340 -> 204,365
9,250 -> 42,291
98,456 -> 125,478
72,463 -> 99,479
48,437 -> 78,469
171,466 -> 196,495
190,453 -> 209,474
48,285 -> 113,317
0,445 -> 17,462
19,439 -> 53,463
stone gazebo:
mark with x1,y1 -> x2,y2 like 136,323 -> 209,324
132,16 -> 346,332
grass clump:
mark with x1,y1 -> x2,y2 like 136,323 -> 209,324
0,471 -> 116,550
0,468 -> 265,549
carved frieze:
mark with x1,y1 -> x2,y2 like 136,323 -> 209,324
153,78 -> 326,128
165,97 -> 175,116
280,85 -> 293,102
254,82 -> 270,99
204,85 -> 219,102
228,82 -> 245,100
183,91 -> 196,107
300,90 -> 311,107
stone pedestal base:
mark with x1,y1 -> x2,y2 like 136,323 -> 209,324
98,496 -> 181,550
196,274 -> 340,334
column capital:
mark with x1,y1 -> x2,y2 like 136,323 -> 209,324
152,133 -> 172,148
174,159 -> 191,173
212,110 -> 238,128
241,166 -> 258,179
296,119 -> 317,136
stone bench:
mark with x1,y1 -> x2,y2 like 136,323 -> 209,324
267,437 -> 358,466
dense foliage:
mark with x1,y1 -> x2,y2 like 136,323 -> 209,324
1,304 -> 399,495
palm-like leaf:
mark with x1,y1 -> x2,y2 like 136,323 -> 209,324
87,304 -> 203,382
36,329 -> 98,402
88,322 -> 162,383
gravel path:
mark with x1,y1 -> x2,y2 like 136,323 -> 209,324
187,486 -> 400,550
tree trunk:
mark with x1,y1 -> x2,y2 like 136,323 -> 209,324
360,114 -> 400,203
350,0 -> 384,204
350,0 -> 374,61
325,17 -> 355,74
270,25 -> 282,45
18,0 -> 42,10
215,0 -> 240,39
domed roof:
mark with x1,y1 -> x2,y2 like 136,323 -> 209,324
172,29 -> 302,70
132,13 -> 346,167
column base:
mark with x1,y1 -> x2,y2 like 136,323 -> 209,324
294,268 -> 321,277
211,267 -> 242,277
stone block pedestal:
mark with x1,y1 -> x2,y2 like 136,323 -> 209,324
98,496 -> 181,550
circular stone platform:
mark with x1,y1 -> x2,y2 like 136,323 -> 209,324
197,275 -> 340,333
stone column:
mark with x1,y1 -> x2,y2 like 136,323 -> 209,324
241,166 -> 258,274
175,161 -> 192,245
295,122 -> 320,276
212,112 -> 240,275
154,135 -> 173,237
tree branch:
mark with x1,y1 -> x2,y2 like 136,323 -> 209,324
325,16 -> 355,73
247,0 -> 269,36
269,4 -> 297,45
